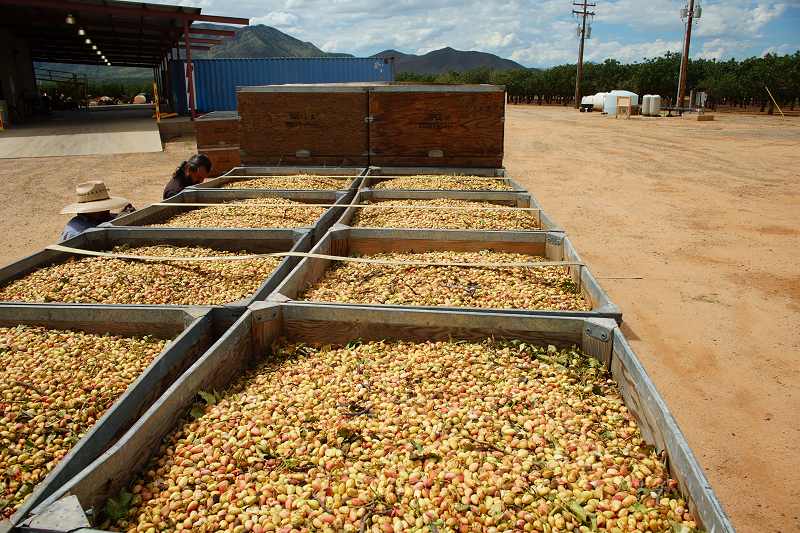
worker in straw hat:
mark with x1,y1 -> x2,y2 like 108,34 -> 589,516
61,181 -> 133,241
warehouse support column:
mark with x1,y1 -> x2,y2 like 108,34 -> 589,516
183,18 -> 196,121
167,51 -> 176,112
162,56 -> 169,109
174,47 -> 188,116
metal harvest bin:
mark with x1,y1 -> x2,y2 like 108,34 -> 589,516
193,165 -> 366,191
363,166 -> 526,192
24,303 -> 732,533
337,188 -> 563,233
0,304 -> 216,528
269,226 -> 621,322
108,189 -> 354,242
0,227 -> 313,311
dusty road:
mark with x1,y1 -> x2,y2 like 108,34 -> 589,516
504,105 -> 800,533
0,105 -> 799,533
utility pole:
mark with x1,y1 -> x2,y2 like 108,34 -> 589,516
676,0 -> 700,109
573,0 -> 595,109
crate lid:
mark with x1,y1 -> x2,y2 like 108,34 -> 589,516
196,111 -> 240,121
369,84 -> 506,93
237,84 -> 370,93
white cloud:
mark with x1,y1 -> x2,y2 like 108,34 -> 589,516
475,33 -> 524,51
696,38 -> 739,60
140,0 -> 799,69
741,3 -> 788,36
250,12 -> 299,27
320,40 -> 342,53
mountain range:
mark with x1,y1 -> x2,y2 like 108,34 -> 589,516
375,47 -> 529,74
35,24 -> 532,84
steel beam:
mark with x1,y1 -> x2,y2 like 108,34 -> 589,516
2,13 -> 235,36
178,37 -> 222,45
0,0 -> 249,25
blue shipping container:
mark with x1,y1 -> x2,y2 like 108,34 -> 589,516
171,57 -> 394,114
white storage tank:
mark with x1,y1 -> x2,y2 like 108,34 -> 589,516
604,90 -> 639,116
649,95 -> 662,116
591,92 -> 609,111
641,95 -> 652,116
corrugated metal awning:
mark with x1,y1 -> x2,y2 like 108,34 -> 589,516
0,0 -> 248,68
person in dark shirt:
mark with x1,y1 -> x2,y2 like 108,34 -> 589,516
163,154 -> 213,200
61,181 -> 132,241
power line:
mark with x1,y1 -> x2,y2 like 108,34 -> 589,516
705,0 -> 748,55
572,0 -> 595,109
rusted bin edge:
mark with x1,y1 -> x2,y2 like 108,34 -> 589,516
338,189 -> 564,233
0,304 -> 215,527
0,227 -> 313,312
363,166 -> 526,192
193,166 -> 367,191
107,189 -> 354,243
269,225 -> 621,322
23,303 -> 733,533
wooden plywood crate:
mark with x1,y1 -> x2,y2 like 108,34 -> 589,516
0,304 -> 216,528
237,85 -> 369,167
271,226 -> 620,321
0,227 -> 313,311
194,111 -> 240,149
369,85 -> 506,168
337,189 -> 563,232
24,303 -> 733,533
197,146 -> 241,179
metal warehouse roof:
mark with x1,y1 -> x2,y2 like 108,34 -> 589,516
0,0 -> 248,68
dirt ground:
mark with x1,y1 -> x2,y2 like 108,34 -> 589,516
0,106 -> 799,533
503,106 -> 800,533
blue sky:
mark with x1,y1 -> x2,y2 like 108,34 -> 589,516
164,0 -> 799,68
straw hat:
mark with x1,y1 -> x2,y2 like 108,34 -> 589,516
61,181 -> 130,214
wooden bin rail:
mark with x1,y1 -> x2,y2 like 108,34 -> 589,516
24,303 -> 733,533
194,165 -> 367,191
337,189 -> 562,232
0,227 -> 313,312
0,304 -> 216,528
107,189 -> 355,243
270,225 -> 621,322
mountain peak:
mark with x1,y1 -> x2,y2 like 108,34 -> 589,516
377,46 -> 528,75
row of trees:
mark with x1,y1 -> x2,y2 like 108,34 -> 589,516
396,51 -> 800,113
